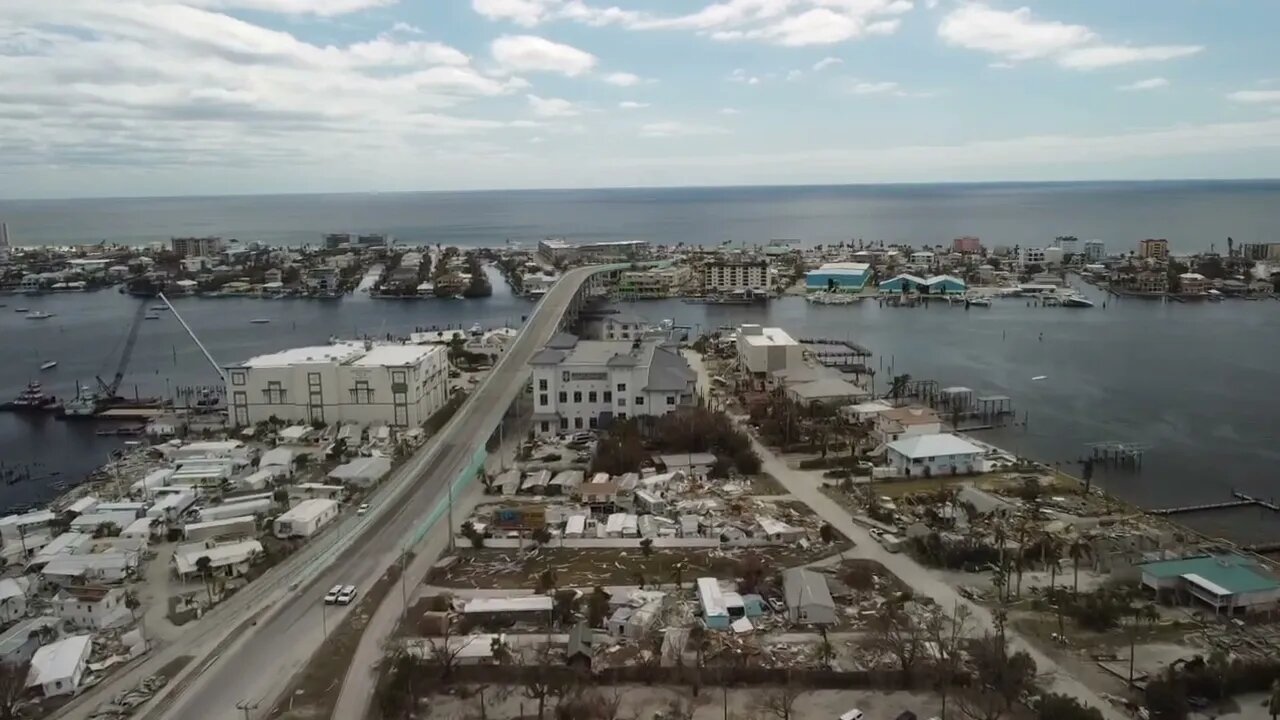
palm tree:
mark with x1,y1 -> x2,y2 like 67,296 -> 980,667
1127,603 -> 1159,686
1068,537 -> 1088,597
992,523 -> 1009,603
195,555 -> 213,603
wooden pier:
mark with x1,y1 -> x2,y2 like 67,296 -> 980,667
1087,440 -> 1148,469
1150,492 -> 1280,517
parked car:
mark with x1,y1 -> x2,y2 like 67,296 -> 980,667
337,585 -> 358,605
839,709 -> 865,720
323,585 -> 343,604
357,503 -> 371,515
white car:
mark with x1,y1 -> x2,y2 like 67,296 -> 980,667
337,585 -> 358,605
323,585 -> 342,604
357,503 -> 370,516
839,710 -> 865,720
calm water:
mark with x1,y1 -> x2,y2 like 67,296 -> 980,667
2,181 -> 1278,250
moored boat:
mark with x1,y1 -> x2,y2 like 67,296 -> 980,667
0,381 -> 61,413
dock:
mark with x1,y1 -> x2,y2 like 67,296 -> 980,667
1150,492 -> 1280,517
1086,440 -> 1148,469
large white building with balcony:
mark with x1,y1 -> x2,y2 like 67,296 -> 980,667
225,341 -> 449,428
701,258 -> 768,295
529,333 -> 697,435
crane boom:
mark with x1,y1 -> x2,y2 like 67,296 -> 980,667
96,301 -> 148,397
159,292 -> 226,383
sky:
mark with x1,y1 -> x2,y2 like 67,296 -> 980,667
3,0 -> 1280,198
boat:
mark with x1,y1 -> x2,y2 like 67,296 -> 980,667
469,323 -> 483,335
150,305 -> 168,311
0,381 -> 61,413
145,312 -> 160,320
14,308 -> 28,313
39,361 -> 57,371
249,318 -> 271,324
24,310 -> 54,320
1061,293 -> 1094,308
967,297 -> 992,307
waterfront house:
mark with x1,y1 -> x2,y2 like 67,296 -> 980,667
1140,553 -> 1280,614
1178,272 -> 1207,295
885,433 -> 984,477
735,324 -> 805,378
0,577 -> 30,624
1136,271 -> 1168,294
786,377 -> 868,408
873,406 -> 943,444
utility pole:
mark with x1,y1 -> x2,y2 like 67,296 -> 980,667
235,700 -> 259,720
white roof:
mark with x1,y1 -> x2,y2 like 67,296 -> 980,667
0,510 -> 56,528
121,518 -> 153,537
0,577 -> 25,601
26,635 -> 91,688
42,552 -> 133,577
1183,572 -> 1232,597
184,516 -> 257,532
887,433 -> 984,460
31,533 -> 91,564
352,344 -> 439,367
849,401 -> 893,414
329,456 -> 392,482
757,517 -> 800,537
260,448 -> 294,468
462,596 -> 553,614
605,513 -> 626,534
241,342 -> 365,368
1179,272 -> 1207,280
276,498 -> 337,524
565,515 -> 586,535
173,539 -> 263,575
65,496 -> 99,515
815,262 -> 871,272
739,326 -> 798,347
697,577 -> 727,617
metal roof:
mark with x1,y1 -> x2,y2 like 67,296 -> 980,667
783,568 -> 835,611
1140,554 -> 1280,594
887,433 -> 984,459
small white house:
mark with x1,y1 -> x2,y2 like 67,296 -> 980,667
54,585 -> 132,630
26,634 -> 92,697
782,568 -> 836,626
273,498 -> 338,539
172,539 -> 263,580
0,577 -> 30,623
885,433 -> 985,477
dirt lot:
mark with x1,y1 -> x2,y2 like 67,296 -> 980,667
427,685 -> 941,720
431,543 -> 851,590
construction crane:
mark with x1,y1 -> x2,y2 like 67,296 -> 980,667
95,301 -> 149,399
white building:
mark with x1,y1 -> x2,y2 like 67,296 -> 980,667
701,258 -> 768,295
885,433 -> 985,477
0,578 -> 29,623
530,334 -> 697,435
616,266 -> 689,299
26,634 -> 92,697
54,585 -> 131,630
735,324 -> 805,377
172,539 -> 263,580
1084,240 -> 1106,262
273,498 -> 338,538
225,341 -> 449,428
183,516 -> 257,543
873,406 -> 943,444
782,568 -> 836,625
1022,246 -> 1065,269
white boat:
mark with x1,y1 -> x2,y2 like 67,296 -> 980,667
249,318 -> 271,324
14,308 -> 28,313
25,311 -> 54,320
40,361 -> 57,371
469,323 -> 483,335
806,292 -> 857,305
967,296 -> 992,307
150,305 -> 168,311
1061,292 -> 1094,308
145,312 -> 160,320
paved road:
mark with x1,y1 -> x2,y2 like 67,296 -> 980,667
683,351 -> 1128,720
56,265 -> 604,720
145,265 -> 607,720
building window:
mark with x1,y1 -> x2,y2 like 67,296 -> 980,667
562,371 -> 570,383
264,381 -> 286,404
589,416 -> 598,429
559,418 -> 569,430
616,383 -> 626,392
541,421 -> 550,433
634,396 -> 645,406
603,391 -> 612,403
618,398 -> 627,407
231,371 -> 245,386
574,417 -> 584,429
618,413 -> 627,420
558,392 -> 567,403
588,391 -> 597,403
539,393 -> 548,406
350,381 -> 374,404
573,391 -> 582,403
666,395 -> 676,405
539,379 -> 548,391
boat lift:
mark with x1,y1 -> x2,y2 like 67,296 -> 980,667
159,293 -> 226,383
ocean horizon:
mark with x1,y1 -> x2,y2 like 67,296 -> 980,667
3,178 -> 1278,252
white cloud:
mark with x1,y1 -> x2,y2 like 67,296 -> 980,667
1228,90 -> 1280,104
603,71 -> 645,87
786,69 -> 804,81
639,121 -> 727,138
1117,77 -> 1169,92
184,0 -> 398,15
474,0 -> 913,47
850,81 -> 900,95
490,34 -> 597,76
527,94 -> 581,117
618,100 -> 650,109
719,107 -> 740,115
939,3 -> 1203,71
813,57 -> 843,71
729,68 -> 762,85
1059,45 -> 1201,70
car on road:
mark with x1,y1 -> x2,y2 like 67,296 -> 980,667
357,503 -> 370,515
766,597 -> 785,613
323,585 -> 343,604
839,709 -> 865,720
337,585 -> 358,605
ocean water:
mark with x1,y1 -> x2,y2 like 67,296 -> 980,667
2,182 -> 1279,545
2,180 -> 1279,251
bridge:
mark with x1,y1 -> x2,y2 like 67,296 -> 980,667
61,264 -> 618,720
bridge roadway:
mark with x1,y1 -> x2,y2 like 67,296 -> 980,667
59,264 -> 607,720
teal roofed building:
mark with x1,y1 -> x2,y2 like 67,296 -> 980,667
1139,553 -> 1280,615
805,262 -> 872,293
878,273 -> 967,295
